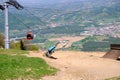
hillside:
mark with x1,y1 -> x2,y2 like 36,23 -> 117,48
0,0 -> 120,38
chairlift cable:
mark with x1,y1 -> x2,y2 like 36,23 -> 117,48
9,9 -> 41,35
9,12 -> 34,40
9,11 -> 40,40
9,12 -> 30,29
24,8 -> 45,25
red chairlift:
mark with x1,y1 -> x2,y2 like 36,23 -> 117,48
26,32 -> 34,40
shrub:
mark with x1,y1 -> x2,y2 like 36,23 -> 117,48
0,32 -> 4,48
10,40 -> 39,51
10,41 -> 21,50
25,44 -> 39,51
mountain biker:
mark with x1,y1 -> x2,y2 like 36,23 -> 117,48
45,45 -> 55,57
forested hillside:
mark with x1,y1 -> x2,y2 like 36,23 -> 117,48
0,0 -> 120,38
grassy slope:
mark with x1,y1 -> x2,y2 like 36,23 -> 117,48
70,36 -> 120,52
0,49 -> 57,80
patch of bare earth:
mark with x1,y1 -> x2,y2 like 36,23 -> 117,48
28,51 -> 120,80
49,36 -> 85,49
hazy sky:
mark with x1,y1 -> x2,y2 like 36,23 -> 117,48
0,0 -> 87,5
0,0 -> 90,6
17,0 -> 83,5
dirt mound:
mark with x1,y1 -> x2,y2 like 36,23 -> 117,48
28,51 -> 120,80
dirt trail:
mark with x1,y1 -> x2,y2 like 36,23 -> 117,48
28,51 -> 120,80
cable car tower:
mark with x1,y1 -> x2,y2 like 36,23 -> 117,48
3,0 -> 23,49
0,4 -> 5,10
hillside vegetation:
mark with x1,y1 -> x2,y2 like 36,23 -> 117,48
70,36 -> 120,51
0,0 -> 120,37
0,0 -> 120,52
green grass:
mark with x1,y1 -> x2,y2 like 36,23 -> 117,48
106,77 -> 120,80
0,49 -> 57,80
70,36 -> 109,51
0,49 -> 28,54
